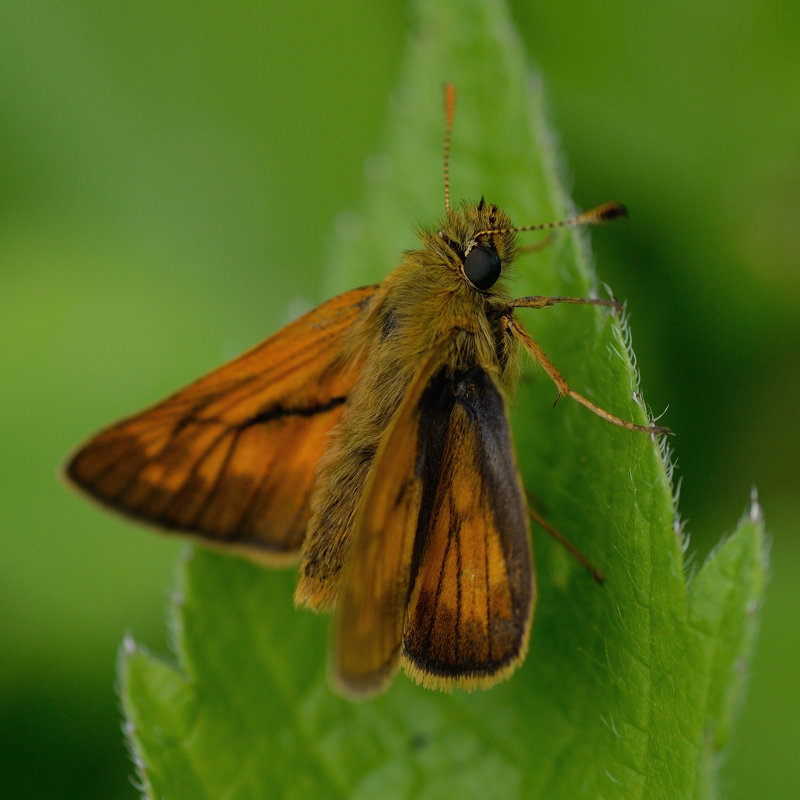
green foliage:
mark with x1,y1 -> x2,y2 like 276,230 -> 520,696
120,0 -> 767,797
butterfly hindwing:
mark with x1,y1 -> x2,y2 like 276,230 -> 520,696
66,286 -> 376,562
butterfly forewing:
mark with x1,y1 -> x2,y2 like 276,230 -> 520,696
66,286 -> 376,561
334,357 -> 535,696
402,367 -> 535,690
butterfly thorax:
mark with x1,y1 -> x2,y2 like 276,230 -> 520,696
296,200 -> 522,610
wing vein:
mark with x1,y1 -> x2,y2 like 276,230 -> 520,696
158,426 -> 233,520
428,515 -> 454,653
483,511 -> 494,660
187,427 -> 245,534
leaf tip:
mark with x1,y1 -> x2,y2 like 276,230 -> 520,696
122,633 -> 138,657
747,486 -> 763,524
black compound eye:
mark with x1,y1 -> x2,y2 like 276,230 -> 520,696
463,245 -> 501,290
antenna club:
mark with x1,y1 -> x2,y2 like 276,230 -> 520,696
444,82 -> 457,119
590,201 -> 627,222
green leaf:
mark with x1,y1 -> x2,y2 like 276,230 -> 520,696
120,0 -> 768,797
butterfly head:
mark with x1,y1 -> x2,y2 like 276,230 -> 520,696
434,198 -> 518,293
436,84 -> 625,295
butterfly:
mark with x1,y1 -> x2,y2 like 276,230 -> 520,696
66,84 -> 665,697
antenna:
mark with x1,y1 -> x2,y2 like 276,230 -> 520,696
443,83 -> 456,214
473,201 -> 628,239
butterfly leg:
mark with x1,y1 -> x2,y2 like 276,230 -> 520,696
525,494 -> 604,583
509,295 -> 622,312
500,313 -> 668,435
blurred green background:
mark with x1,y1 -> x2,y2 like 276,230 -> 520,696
1,1 -> 797,797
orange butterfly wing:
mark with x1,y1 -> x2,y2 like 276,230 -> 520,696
332,347 -> 445,696
402,367 -> 535,690
333,357 -> 535,696
66,286 -> 376,563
